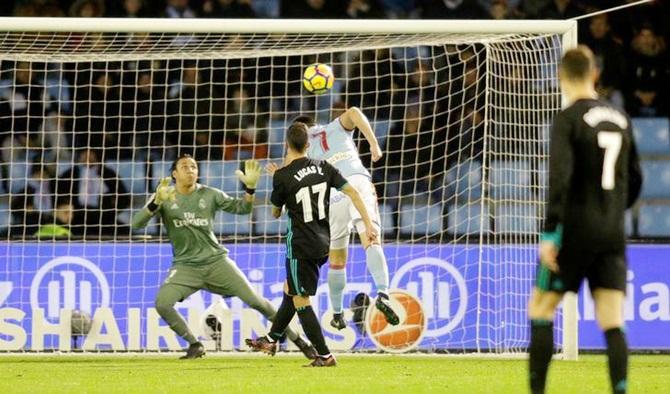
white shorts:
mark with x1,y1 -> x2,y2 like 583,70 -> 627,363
329,174 -> 381,247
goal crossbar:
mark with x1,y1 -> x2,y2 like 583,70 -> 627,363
0,17 -> 575,35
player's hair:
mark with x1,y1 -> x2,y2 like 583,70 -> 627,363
287,122 -> 309,152
291,115 -> 316,127
170,154 -> 196,180
559,45 -> 595,81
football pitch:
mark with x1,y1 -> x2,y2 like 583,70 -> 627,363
0,354 -> 668,393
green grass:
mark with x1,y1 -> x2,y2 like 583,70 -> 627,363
0,354 -> 668,393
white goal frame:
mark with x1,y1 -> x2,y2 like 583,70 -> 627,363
0,17 -> 578,358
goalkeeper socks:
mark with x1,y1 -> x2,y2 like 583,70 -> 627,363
328,267 -> 347,314
529,319 -> 554,394
365,244 -> 389,293
605,328 -> 628,394
297,305 -> 330,356
268,293 -> 296,342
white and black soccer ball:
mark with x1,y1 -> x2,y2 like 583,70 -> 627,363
71,310 -> 92,336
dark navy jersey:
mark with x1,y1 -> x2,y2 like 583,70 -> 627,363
271,157 -> 348,259
544,98 -> 642,252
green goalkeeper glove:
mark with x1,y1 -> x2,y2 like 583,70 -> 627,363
154,177 -> 176,205
235,160 -> 262,190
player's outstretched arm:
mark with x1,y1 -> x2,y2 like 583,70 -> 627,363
131,177 -> 175,229
216,160 -> 261,215
341,183 -> 379,244
340,106 -> 383,162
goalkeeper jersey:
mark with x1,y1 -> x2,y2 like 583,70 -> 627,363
131,184 -> 252,266
306,118 -> 371,179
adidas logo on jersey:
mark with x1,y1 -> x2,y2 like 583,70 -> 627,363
170,203 -> 179,210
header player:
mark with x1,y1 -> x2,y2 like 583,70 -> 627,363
294,107 -> 399,330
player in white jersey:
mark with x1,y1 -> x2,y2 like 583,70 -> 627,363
293,107 -> 399,329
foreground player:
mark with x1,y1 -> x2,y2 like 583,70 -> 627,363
527,46 -> 642,394
294,107 -> 398,330
132,155 -> 316,360
246,122 -> 378,366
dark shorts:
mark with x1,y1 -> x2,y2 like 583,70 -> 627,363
285,256 -> 328,296
535,249 -> 627,294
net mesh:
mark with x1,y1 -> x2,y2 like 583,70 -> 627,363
0,27 -> 565,353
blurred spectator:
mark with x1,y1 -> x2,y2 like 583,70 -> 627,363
120,71 -> 167,159
9,163 -> 56,238
407,60 -> 436,104
625,25 -> 668,117
379,105 -> 433,199
346,49 -> 404,119
223,86 -> 269,160
164,0 -> 196,17
201,0 -> 257,18
34,200 -> 74,238
380,0 -> 419,18
167,66 -> 224,157
418,0 -> 487,19
4,62 -> 47,138
112,0 -> 149,18
487,0 -> 520,19
40,113 -> 73,163
73,71 -> 121,155
56,148 -> 130,237
69,0 -> 105,17
346,0 -> 385,18
582,14 -> 626,109
281,0 -> 342,18
478,0 -> 521,15
536,0 -> 582,19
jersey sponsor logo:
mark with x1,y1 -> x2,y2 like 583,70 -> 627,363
293,165 -> 324,182
366,290 -> 426,353
30,256 -> 110,320
198,198 -> 206,209
390,257 -> 468,338
326,151 -> 353,165
173,212 -> 209,228
583,106 -> 628,129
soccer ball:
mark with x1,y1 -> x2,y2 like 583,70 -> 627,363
71,310 -> 92,336
303,63 -> 334,95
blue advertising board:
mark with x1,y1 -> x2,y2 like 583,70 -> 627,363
0,242 -> 668,351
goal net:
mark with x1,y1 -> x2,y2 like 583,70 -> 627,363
0,18 -> 576,355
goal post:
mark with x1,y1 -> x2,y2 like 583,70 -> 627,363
0,17 -> 578,356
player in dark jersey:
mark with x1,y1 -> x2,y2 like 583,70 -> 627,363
246,121 -> 378,367
527,46 -> 642,394
132,155 -> 317,360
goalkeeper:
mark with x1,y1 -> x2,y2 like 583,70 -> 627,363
132,154 -> 317,360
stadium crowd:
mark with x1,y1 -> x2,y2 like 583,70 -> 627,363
0,0 -> 668,238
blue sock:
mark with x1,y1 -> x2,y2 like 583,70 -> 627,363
365,245 -> 389,293
328,267 -> 346,314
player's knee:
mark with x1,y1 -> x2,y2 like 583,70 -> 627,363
527,291 -> 557,320
154,297 -> 175,316
330,235 -> 349,251
595,306 -> 624,331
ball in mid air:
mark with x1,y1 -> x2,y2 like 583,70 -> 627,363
303,63 -> 334,95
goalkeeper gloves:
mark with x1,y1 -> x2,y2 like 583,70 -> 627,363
153,177 -> 176,206
235,160 -> 262,192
